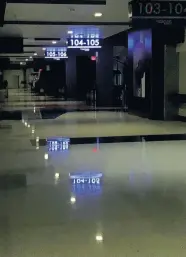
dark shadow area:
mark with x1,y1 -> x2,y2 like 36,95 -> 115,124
0,174 -> 26,190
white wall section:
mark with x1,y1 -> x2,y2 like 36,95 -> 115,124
3,70 -> 24,89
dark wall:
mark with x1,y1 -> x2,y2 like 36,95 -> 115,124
96,45 -> 113,106
35,60 -> 66,96
0,1 -> 6,27
66,53 -> 77,98
76,55 -> 96,100
150,38 -> 165,120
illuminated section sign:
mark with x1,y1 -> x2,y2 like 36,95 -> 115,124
45,47 -> 68,59
67,33 -> 102,49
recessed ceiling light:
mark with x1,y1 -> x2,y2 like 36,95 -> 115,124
29,56 -> 32,59
20,62 -> 23,65
67,30 -> 73,34
34,53 -> 37,56
94,12 -> 103,17
52,41 -> 57,44
25,59 -> 28,61
42,47 -> 46,51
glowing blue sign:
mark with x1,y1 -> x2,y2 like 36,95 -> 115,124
45,47 -> 68,59
69,172 -> 103,185
47,137 -> 70,152
70,172 -> 103,196
67,36 -> 102,49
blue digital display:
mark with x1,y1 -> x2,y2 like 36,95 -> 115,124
45,47 -> 68,59
47,137 -> 70,151
67,38 -> 102,49
69,172 -> 103,185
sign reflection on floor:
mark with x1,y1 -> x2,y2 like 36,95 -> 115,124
69,172 -> 103,196
47,137 -> 70,152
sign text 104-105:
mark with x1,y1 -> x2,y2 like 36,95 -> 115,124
68,38 -> 101,48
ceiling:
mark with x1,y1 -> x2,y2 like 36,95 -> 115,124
0,0 -> 130,62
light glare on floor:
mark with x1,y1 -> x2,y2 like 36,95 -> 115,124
24,122 -> 27,126
55,173 -> 59,179
96,234 -> 103,242
94,12 -> 102,17
44,153 -> 48,160
27,124 -> 30,128
70,196 -> 76,204
36,137 -> 39,142
32,129 -> 35,134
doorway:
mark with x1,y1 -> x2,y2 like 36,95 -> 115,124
76,55 -> 96,101
12,75 -> 19,89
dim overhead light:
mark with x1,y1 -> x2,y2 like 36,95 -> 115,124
94,12 -> 103,17
29,56 -> 32,59
20,62 -> 23,65
52,41 -> 57,44
25,59 -> 28,61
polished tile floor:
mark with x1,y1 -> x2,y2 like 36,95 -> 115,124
1,128 -> 186,256
1,88 -> 186,256
24,110 -> 186,138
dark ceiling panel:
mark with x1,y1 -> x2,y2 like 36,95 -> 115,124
0,38 -> 23,53
5,21 -> 129,25
104,30 -> 128,47
7,0 -> 106,4
34,38 -> 61,41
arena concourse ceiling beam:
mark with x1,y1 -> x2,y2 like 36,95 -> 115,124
4,20 -> 130,25
6,0 -> 106,5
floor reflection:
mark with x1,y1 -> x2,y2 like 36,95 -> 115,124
69,172 -> 103,196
